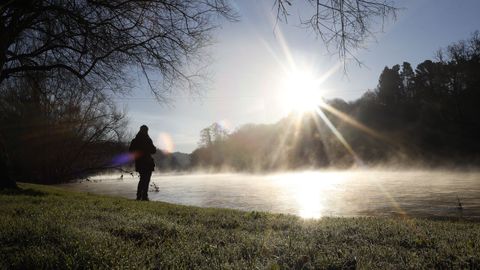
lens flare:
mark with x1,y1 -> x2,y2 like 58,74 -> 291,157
157,132 -> 174,153
110,152 -> 136,167
218,119 -> 233,132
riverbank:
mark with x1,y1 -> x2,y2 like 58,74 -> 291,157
1,184 -> 479,269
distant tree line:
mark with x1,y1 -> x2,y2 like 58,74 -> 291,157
153,150 -> 191,172
191,32 -> 480,171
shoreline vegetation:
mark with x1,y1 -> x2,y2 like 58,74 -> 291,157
1,184 -> 479,269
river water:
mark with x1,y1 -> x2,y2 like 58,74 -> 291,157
58,170 -> 480,219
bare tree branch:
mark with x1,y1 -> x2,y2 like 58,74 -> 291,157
0,0 -> 237,99
274,0 -> 398,64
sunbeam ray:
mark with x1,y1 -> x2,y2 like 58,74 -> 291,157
267,113 -> 304,168
313,107 -> 361,165
319,101 -> 398,146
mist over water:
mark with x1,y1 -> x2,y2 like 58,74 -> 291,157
60,170 -> 480,219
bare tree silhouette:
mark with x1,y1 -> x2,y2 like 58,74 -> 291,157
275,0 -> 397,62
0,0 -> 236,99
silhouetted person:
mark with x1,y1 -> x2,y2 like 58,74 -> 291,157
129,125 -> 156,201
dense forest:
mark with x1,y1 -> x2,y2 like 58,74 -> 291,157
191,32 -> 480,171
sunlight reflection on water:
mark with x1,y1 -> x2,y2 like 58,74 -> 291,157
59,170 -> 480,219
273,172 -> 347,218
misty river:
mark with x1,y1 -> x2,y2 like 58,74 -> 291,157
58,170 -> 480,219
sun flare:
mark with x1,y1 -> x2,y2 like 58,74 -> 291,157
279,68 -> 324,113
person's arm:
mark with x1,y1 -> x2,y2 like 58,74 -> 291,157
129,138 -> 136,152
149,138 -> 156,154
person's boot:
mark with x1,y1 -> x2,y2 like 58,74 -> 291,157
142,189 -> 149,201
136,179 -> 143,200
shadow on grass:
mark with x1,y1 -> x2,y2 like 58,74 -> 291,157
0,187 -> 46,197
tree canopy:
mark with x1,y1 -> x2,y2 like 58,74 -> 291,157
0,0 -> 235,99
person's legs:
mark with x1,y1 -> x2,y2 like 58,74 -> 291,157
136,172 -> 144,200
140,171 -> 152,201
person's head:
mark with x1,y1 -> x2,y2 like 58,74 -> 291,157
139,125 -> 149,135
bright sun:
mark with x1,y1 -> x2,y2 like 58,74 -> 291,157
279,68 -> 324,113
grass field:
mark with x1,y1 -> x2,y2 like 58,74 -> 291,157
1,183 -> 479,269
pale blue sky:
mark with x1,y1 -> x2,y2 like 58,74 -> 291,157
116,0 -> 480,153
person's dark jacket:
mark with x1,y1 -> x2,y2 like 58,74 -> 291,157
129,133 -> 156,172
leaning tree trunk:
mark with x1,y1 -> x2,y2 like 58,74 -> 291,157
0,135 -> 16,189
